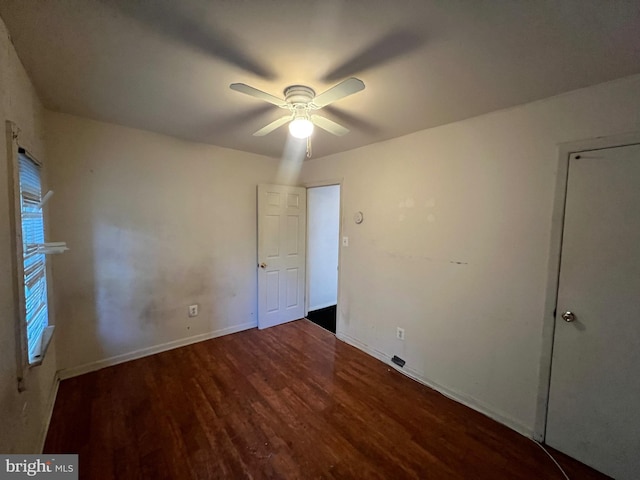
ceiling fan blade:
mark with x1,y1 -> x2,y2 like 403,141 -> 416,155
312,78 -> 365,108
253,116 -> 291,136
230,83 -> 287,107
310,115 -> 350,136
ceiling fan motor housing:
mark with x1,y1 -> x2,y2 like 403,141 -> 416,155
284,85 -> 316,107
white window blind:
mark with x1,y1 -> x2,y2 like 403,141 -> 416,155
18,152 -> 49,363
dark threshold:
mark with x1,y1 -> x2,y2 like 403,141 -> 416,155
306,305 -> 336,333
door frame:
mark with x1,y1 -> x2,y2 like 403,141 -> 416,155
534,131 -> 640,441
303,178 -> 343,333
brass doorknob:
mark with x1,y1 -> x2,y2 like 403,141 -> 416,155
259,263 -> 267,269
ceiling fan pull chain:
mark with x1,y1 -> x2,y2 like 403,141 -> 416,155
306,137 -> 312,158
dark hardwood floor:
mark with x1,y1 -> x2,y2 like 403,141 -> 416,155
44,320 -> 610,479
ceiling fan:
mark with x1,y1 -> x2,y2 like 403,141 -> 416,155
229,77 -> 365,156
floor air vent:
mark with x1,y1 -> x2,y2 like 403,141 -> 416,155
391,355 -> 406,367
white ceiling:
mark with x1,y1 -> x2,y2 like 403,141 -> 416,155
1,0 -> 639,159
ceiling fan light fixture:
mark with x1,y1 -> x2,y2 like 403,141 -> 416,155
289,117 -> 314,139
230,78 -> 365,148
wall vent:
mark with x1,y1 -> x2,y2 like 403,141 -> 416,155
391,355 -> 406,368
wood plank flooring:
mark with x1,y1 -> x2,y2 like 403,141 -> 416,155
44,320 -> 610,479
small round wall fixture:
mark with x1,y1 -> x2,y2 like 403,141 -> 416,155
354,211 -> 364,224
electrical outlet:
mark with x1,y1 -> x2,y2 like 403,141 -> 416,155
396,327 -> 405,341
342,236 -> 349,247
188,304 -> 199,317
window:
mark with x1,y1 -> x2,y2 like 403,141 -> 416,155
8,125 -> 66,381
17,149 -> 51,364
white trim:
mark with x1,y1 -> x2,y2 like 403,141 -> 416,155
307,301 -> 336,312
58,322 -> 256,380
534,131 -> 640,442
336,331 -> 533,438
303,178 -> 343,189
7,121 -> 28,390
38,373 -> 60,453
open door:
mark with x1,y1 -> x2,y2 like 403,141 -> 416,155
306,184 -> 340,333
257,184 -> 306,329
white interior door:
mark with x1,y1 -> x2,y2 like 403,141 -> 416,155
257,184 -> 306,329
546,144 -> 640,479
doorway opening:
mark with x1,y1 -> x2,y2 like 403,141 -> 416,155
306,184 -> 340,334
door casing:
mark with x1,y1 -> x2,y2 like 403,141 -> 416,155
534,131 -> 640,441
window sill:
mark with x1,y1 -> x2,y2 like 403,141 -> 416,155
29,325 -> 55,367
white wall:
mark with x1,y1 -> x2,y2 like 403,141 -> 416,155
307,185 -> 340,311
301,74 -> 640,435
0,18 -> 58,452
45,112 -> 280,373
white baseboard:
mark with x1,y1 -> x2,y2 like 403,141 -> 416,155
336,331 -> 533,439
308,302 -> 336,312
58,321 -> 256,380
38,373 -> 60,453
